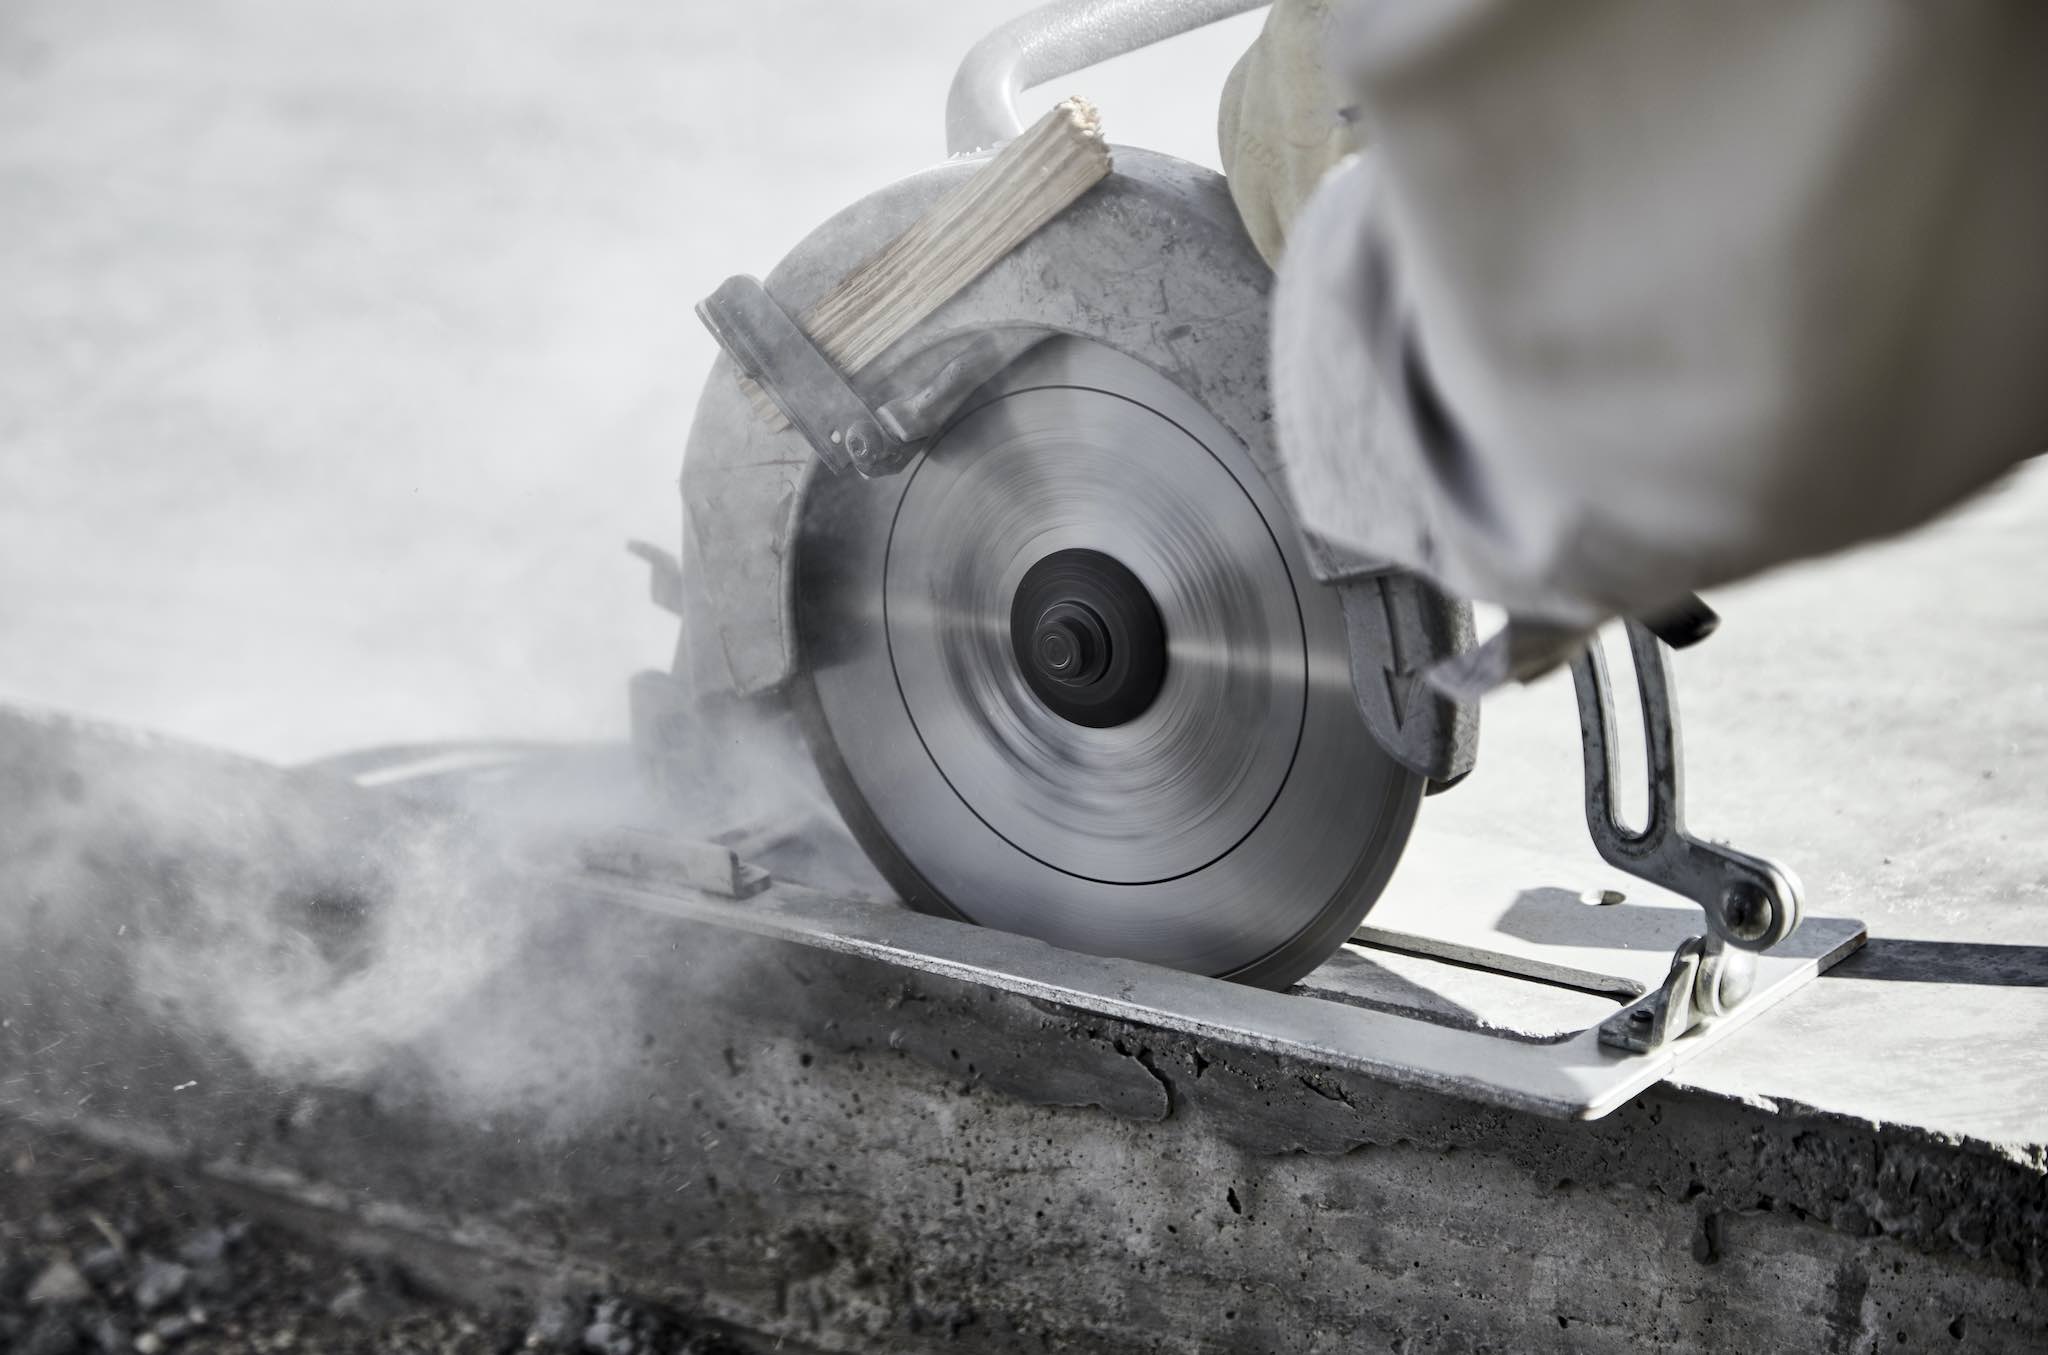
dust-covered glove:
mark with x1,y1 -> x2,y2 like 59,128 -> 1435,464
1235,0 -> 2048,648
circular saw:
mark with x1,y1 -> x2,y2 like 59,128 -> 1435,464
795,337 -> 1423,986
652,1 -> 1487,990
622,0 -> 1810,1075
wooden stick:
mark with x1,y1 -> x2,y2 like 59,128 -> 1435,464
741,97 -> 1111,430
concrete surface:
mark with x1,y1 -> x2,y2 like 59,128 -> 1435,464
1,711 -> 2044,1354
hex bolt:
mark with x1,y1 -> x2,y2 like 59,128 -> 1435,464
1719,882 -> 1775,944
843,420 -> 878,463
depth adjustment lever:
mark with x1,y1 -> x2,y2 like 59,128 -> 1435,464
1571,619 -> 1805,1051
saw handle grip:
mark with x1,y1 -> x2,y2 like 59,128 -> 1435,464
947,0 -> 1268,154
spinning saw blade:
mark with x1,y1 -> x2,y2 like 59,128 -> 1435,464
794,339 -> 1423,989
668,3 -> 1819,1043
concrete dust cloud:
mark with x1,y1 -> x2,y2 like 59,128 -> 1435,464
0,704 -> 811,1134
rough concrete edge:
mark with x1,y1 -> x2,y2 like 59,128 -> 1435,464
6,1106 -> 815,1354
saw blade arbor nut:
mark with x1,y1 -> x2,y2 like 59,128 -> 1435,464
1009,548 -> 1168,729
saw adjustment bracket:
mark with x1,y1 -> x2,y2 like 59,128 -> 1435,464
696,275 -> 920,478
1569,620 -> 1801,1052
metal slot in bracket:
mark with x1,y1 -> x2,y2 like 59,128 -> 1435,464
1352,925 -> 1645,1003
1571,621 -> 1802,952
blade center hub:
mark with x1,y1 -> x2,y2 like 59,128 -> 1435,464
1010,548 -> 1167,728
1033,602 -> 1108,685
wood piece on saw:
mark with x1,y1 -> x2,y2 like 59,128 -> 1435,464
741,96 -> 1111,429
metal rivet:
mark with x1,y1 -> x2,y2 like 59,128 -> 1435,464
1719,883 -> 1773,943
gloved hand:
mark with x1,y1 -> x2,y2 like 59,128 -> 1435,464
1216,0 -> 1359,268
1226,0 -> 2048,655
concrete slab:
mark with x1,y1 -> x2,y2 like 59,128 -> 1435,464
1,708 -> 2043,1353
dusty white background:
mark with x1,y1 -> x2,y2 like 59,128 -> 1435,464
0,0 -> 1262,760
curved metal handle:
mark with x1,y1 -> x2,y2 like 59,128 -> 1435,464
1568,621 -> 1803,952
947,0 -> 1269,155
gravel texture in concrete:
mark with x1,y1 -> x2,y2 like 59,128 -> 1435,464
0,1120 -> 766,1355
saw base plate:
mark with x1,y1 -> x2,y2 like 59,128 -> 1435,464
575,864 -> 1864,1122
